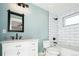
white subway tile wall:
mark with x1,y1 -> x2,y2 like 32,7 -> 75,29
58,16 -> 79,51
49,13 -> 79,51
49,13 -> 58,46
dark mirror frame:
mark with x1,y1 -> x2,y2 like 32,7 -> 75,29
8,10 -> 24,32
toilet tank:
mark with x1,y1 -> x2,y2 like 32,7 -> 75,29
43,40 -> 50,48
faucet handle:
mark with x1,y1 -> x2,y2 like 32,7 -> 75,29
10,36 -> 15,40
19,36 -> 22,40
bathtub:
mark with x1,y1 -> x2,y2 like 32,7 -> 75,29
45,46 -> 79,56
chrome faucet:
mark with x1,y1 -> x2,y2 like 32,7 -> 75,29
16,33 -> 22,40
10,33 -> 22,40
16,33 -> 18,39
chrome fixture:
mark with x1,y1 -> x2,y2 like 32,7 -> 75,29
16,33 -> 22,40
53,37 -> 57,46
10,33 -> 22,40
54,18 -> 58,20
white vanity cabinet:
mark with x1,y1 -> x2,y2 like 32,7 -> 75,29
2,40 -> 38,56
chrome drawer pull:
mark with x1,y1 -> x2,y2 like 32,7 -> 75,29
32,42 -> 36,44
16,45 -> 21,47
32,49 -> 35,51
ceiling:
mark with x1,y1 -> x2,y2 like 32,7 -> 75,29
35,3 -> 79,17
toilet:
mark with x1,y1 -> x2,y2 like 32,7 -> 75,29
43,40 -> 60,56
45,46 -> 60,56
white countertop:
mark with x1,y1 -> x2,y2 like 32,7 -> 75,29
0,39 -> 38,44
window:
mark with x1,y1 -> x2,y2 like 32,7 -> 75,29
64,14 -> 79,26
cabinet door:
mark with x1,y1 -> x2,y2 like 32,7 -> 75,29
3,43 -> 18,56
18,42 -> 30,56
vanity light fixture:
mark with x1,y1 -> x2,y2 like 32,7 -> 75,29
17,3 -> 29,8
54,18 -> 58,20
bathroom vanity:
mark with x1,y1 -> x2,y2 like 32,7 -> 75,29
0,39 -> 38,56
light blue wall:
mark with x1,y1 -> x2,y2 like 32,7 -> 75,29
0,3 -> 49,53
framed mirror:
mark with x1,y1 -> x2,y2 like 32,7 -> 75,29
8,10 -> 24,32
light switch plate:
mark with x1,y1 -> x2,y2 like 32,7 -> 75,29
2,29 -> 6,33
